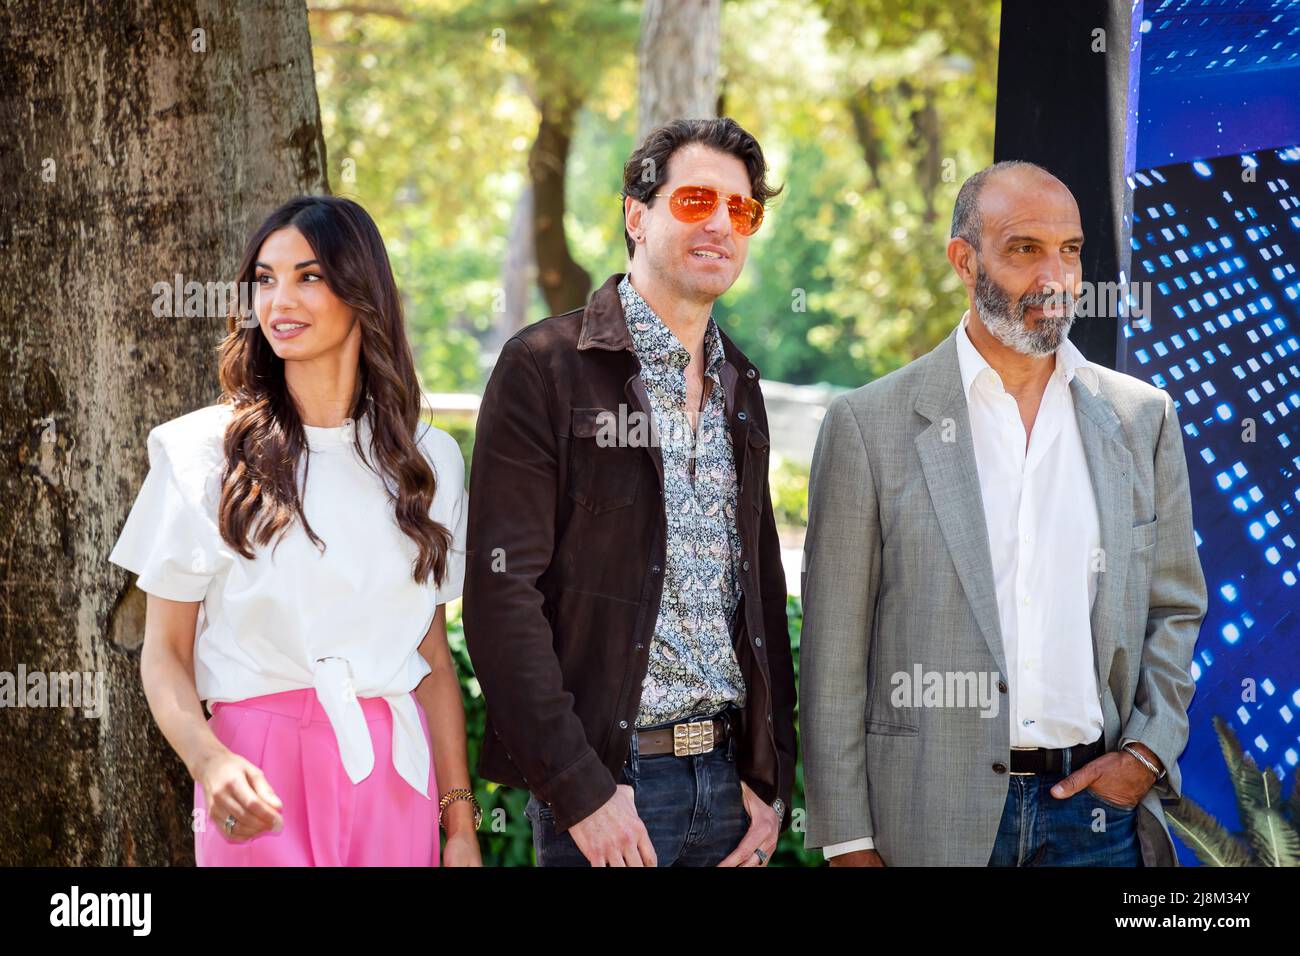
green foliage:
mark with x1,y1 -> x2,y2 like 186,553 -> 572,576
312,2 -> 532,389
445,603 -> 537,866
312,0 -> 999,393
715,0 -> 1000,384
769,455 -> 810,531
430,416 -> 476,481
312,0 -> 639,391
774,593 -> 820,866
1168,716 -> 1300,867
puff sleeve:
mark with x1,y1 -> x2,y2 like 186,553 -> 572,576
108,426 -> 220,603
422,425 -> 468,604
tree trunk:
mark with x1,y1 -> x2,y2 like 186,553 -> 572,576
902,82 -> 942,226
0,0 -> 328,865
530,92 -> 591,316
497,182 -> 535,350
636,0 -> 721,139
847,85 -> 883,188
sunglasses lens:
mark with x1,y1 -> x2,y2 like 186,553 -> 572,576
728,195 -> 764,236
669,186 -> 718,222
665,186 -> 763,235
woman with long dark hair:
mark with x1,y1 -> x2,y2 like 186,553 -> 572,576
110,196 -> 481,866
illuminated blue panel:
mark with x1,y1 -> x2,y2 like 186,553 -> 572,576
1128,142 -> 1300,866
1138,0 -> 1300,168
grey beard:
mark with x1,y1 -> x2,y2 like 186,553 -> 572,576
974,267 -> 1077,357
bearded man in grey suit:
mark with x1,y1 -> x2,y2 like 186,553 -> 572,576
800,160 -> 1207,866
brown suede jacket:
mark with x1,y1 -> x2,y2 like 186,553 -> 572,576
463,273 -> 796,834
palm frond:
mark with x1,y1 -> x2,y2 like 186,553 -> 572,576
1167,797 -> 1253,867
1210,716 -> 1300,865
1287,764 -> 1300,828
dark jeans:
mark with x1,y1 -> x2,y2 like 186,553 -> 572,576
988,757 -> 1145,866
525,716 -> 750,867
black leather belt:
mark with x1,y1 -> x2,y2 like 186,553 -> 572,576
1008,737 -> 1104,775
633,707 -> 736,758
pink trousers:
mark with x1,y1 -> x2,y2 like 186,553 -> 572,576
195,687 -> 439,866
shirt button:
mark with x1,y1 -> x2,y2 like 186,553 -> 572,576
635,643 -> 644,650
993,763 -> 1008,774
742,560 -> 751,572
619,720 -> 628,729
1023,595 -> 1031,605
998,680 -> 1008,693
651,564 -> 661,574
737,411 -> 748,421
755,637 -> 763,647
1023,534 -> 1031,543
746,368 -> 757,379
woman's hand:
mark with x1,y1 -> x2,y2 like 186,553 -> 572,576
138,594 -> 286,844
194,747 -> 284,843
441,828 -> 482,866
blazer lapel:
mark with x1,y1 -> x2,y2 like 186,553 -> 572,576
1071,377 -> 1134,697
914,331 -> 1007,679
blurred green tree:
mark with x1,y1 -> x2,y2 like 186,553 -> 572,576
312,0 -> 999,390
311,0 -> 640,392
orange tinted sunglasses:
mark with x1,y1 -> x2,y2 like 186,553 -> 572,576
652,185 -> 765,236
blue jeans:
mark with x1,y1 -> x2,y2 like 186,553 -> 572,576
988,763 -> 1145,866
525,722 -> 750,867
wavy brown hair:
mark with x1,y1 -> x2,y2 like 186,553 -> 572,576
620,117 -> 783,258
217,195 -> 451,586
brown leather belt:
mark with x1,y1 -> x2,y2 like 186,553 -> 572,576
633,712 -> 734,757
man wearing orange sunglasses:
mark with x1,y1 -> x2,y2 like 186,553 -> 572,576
464,117 -> 796,867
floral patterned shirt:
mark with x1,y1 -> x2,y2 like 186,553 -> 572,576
619,275 -> 747,728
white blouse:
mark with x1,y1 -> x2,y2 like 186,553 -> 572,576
108,402 -> 468,799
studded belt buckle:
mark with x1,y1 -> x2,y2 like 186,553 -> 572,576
672,718 -> 715,756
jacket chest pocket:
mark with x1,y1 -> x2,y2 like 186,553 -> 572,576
567,407 -> 642,514
1131,518 -> 1157,552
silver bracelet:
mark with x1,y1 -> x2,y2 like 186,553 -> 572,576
1122,742 -> 1165,780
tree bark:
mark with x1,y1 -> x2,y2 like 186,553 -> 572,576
0,0 -> 328,865
497,182 -> 535,350
636,0 -> 721,139
529,92 -> 590,316
847,85 -> 883,188
901,81 -> 942,225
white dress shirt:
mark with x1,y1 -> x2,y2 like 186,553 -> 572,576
824,312 -> 1104,859
109,402 -> 468,799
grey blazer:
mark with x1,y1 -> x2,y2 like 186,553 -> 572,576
800,327 -> 1208,866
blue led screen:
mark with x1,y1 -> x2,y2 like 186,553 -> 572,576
1127,144 -> 1300,863
1137,0 -> 1300,170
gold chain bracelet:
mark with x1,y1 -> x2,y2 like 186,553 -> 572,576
438,788 -> 482,831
